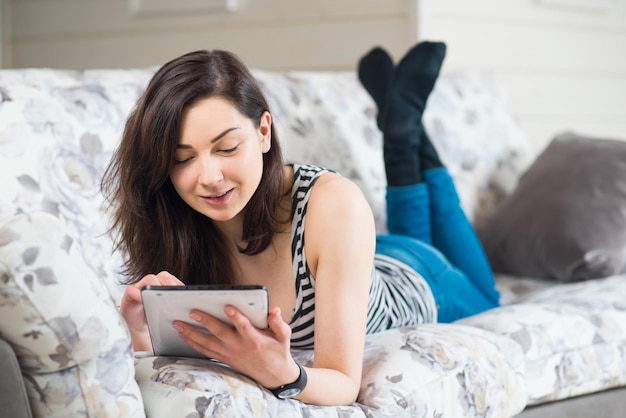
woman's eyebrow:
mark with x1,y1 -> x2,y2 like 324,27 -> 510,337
176,126 -> 240,148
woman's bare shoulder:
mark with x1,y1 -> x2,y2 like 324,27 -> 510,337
306,171 -> 375,240
311,171 -> 369,207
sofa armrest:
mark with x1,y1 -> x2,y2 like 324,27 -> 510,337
356,324 -> 528,417
133,323 -> 528,418
0,212 -> 145,418
0,338 -> 32,418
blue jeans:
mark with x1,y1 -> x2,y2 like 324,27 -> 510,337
376,167 -> 499,322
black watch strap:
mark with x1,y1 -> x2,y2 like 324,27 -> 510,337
269,362 -> 308,399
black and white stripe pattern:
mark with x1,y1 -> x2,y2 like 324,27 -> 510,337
289,165 -> 332,348
366,254 -> 437,333
288,164 -> 437,349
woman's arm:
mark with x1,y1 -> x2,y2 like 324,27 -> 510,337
297,172 -> 376,405
172,173 -> 375,406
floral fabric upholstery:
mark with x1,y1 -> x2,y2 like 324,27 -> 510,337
253,69 -> 535,232
460,275 -> 626,405
356,324 -> 526,417
133,323 -> 526,418
0,68 -> 152,303
134,355 -> 364,418
0,67 -> 534,301
0,213 -> 144,418
1,65 -> 626,418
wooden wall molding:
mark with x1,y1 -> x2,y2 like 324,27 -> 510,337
129,0 -> 239,17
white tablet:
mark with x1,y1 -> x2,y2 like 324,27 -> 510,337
141,285 -> 269,358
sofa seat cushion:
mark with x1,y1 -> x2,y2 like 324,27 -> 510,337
134,324 -> 526,418
459,275 -> 626,404
0,213 -> 145,418
357,324 -> 527,417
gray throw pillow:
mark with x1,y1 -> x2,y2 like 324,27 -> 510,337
479,132 -> 626,282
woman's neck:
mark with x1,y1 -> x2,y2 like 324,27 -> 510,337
212,164 -> 295,253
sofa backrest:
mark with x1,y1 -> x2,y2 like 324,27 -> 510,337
0,67 -> 534,302
254,69 -> 535,232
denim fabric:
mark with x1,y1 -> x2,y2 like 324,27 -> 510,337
386,183 -> 432,245
376,234 -> 496,322
423,168 -> 500,304
379,167 -> 500,322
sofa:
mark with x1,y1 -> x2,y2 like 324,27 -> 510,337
1,64 -> 626,418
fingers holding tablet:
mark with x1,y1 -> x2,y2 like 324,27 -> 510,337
141,285 -> 269,358
121,271 -> 186,352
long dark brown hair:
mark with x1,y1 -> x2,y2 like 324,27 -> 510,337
101,50 -> 286,285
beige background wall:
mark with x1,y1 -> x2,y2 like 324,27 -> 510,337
2,0 -> 626,151
0,0 -> 3,68
6,0 -> 417,71
0,0 -> 10,68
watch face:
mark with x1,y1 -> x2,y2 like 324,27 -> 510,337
278,388 -> 302,399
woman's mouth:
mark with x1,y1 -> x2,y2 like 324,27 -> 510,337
201,189 -> 233,205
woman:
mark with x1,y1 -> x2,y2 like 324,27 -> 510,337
101,43 -> 498,407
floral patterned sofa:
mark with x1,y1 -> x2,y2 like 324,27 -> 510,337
1,65 -> 626,418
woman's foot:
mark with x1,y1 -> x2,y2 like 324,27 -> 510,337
382,42 -> 446,140
384,42 -> 446,186
357,42 -> 447,186
357,47 -> 393,130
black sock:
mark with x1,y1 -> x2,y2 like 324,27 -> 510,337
358,46 -> 417,185
419,129 -> 443,170
357,47 -> 393,130
381,42 -> 447,186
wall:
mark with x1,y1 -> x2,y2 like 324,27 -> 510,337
5,0 -> 626,150
8,0 -> 416,71
419,0 -> 626,150
0,0 -> 3,68
0,0 -> 10,68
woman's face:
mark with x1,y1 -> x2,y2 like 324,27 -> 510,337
169,96 -> 271,225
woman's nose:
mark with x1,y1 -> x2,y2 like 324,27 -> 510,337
198,156 -> 223,186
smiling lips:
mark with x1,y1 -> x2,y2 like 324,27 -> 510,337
201,189 -> 233,205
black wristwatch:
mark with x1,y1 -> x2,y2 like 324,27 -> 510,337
269,362 -> 308,399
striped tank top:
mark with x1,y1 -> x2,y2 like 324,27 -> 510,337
289,164 -> 437,349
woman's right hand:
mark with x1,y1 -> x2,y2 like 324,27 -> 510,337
120,271 -> 184,352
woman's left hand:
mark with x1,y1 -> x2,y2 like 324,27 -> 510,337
172,305 -> 301,389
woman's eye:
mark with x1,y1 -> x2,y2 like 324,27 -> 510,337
174,157 -> 192,165
219,145 -> 239,154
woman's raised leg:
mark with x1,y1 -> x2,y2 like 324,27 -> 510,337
359,41 -> 500,305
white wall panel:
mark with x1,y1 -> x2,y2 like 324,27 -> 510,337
420,0 -> 626,150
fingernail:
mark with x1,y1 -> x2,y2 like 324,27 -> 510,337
172,323 -> 183,332
189,312 -> 201,321
225,306 -> 235,316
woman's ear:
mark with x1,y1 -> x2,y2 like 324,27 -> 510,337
259,111 -> 272,153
